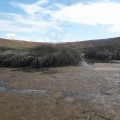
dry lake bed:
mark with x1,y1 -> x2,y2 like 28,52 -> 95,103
0,63 -> 120,120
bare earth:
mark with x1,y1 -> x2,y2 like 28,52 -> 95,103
0,63 -> 120,120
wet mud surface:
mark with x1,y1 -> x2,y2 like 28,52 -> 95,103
0,63 -> 120,120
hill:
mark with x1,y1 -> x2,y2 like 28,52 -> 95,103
0,38 -> 38,48
57,37 -> 120,48
0,37 -> 120,49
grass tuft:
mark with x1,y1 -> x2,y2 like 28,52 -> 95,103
0,45 -> 81,68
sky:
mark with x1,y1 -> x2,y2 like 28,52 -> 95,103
0,0 -> 120,42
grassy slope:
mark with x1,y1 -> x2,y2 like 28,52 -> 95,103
0,38 -> 38,48
57,37 -> 120,48
1,37 -> 120,49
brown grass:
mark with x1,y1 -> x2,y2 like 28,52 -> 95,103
0,64 -> 120,120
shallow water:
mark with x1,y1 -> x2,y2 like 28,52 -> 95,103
0,86 -> 120,101
0,87 -> 47,94
0,87 -> 7,92
85,59 -> 120,64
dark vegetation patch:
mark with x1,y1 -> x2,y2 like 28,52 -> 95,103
0,45 -> 81,68
0,46 -> 15,52
84,43 -> 120,60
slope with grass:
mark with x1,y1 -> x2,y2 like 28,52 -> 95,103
0,38 -> 37,48
1,37 -> 120,48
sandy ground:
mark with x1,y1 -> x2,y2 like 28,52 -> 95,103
0,63 -> 120,120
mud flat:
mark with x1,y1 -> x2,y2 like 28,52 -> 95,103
0,63 -> 120,120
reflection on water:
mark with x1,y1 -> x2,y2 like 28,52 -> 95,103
80,59 -> 120,65
0,87 -> 120,100
0,87 -> 47,94
0,87 -> 7,92
11,89 -> 47,94
85,59 -> 111,64
61,92 -> 93,100
0,87 -> 94,101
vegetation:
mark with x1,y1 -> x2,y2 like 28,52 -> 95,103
0,37 -> 120,65
84,43 -> 120,60
0,46 -> 15,52
0,38 -> 36,48
0,45 -> 81,68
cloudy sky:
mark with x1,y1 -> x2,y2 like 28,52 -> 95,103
0,0 -> 120,42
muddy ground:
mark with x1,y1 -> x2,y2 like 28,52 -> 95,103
0,63 -> 120,120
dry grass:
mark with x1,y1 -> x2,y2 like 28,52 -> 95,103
0,92 -> 115,120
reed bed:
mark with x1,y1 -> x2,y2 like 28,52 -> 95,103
0,45 -> 81,68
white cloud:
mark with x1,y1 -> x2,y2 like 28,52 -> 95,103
60,34 -> 83,43
4,33 -> 57,43
1,0 -> 120,42
0,0 -> 60,34
5,33 -> 17,38
52,1 -> 120,31
10,0 -> 50,14
108,24 -> 120,32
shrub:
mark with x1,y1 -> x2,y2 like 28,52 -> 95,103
0,45 -> 81,68
84,44 -> 120,60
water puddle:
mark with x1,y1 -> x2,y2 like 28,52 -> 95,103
60,92 -> 91,100
0,87 -> 7,92
11,89 -> 47,94
0,87 -> 47,94
0,86 -> 120,100
83,59 -> 120,65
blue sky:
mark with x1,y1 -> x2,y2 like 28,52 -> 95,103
0,0 -> 120,42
